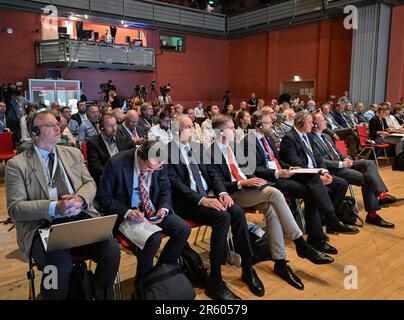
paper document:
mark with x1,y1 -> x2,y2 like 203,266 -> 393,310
119,220 -> 162,250
289,168 -> 322,174
391,133 -> 404,137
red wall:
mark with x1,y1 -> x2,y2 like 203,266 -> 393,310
229,19 -> 353,106
386,4 -> 404,103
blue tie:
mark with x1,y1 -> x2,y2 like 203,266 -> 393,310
185,146 -> 207,196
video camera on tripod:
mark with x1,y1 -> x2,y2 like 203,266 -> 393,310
99,80 -> 116,102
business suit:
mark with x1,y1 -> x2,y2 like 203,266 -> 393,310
368,115 -> 404,154
209,142 -> 303,260
71,112 -> 85,127
240,132 -> 328,243
279,128 -> 349,227
96,148 -> 190,282
117,123 -> 146,142
5,145 -> 120,299
137,115 -> 157,134
86,134 -> 134,186
167,141 -> 254,274
310,131 -> 388,212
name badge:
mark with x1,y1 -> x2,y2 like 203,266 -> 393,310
49,187 -> 58,201
267,161 -> 278,170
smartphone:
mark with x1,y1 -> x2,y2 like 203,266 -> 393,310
147,216 -> 160,221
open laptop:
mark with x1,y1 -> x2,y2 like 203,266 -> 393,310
38,214 -> 117,252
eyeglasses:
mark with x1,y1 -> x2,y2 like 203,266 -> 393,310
37,122 -> 61,129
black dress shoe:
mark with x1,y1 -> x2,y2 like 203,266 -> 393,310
241,268 -> 265,297
307,240 -> 338,255
366,215 -> 395,228
205,282 -> 241,300
326,221 -> 359,234
274,264 -> 304,290
379,195 -> 397,206
297,245 -> 334,264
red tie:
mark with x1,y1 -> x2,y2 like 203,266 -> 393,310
139,171 -> 154,215
130,128 -> 138,139
261,137 -> 282,171
226,145 -> 245,181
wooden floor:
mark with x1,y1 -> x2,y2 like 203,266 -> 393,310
1,161 -> 404,300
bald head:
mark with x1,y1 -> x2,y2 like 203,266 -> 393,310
125,109 -> 139,129
178,115 -> 194,144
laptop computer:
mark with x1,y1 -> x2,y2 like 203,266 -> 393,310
39,214 -> 117,252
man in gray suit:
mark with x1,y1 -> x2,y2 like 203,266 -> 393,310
5,111 -> 120,300
310,112 -> 397,229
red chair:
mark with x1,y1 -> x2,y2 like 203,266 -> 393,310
81,141 -> 88,167
356,125 -> 391,168
335,140 -> 359,212
0,132 -> 15,161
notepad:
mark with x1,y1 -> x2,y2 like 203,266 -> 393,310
119,220 -> 162,250
289,168 -> 322,174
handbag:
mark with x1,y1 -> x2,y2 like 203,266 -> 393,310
139,263 -> 196,300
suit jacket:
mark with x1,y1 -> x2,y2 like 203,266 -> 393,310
5,145 -> 96,259
310,132 -> 345,170
208,142 -> 253,195
279,128 -> 327,169
117,123 -> 146,141
240,133 -> 290,182
368,116 -> 388,140
86,134 -> 134,185
332,111 -> 349,128
167,141 -> 227,213
137,116 -> 157,133
96,149 -> 172,234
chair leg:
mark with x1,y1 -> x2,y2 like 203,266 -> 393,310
383,148 -> 390,165
349,185 -> 359,213
201,226 -> 209,243
194,226 -> 202,245
371,148 -> 379,168
27,259 -> 36,300
113,270 -> 122,300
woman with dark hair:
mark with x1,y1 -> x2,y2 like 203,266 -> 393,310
222,103 -> 236,119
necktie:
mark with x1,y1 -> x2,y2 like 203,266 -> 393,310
321,134 -> 340,161
48,153 -> 70,200
226,145 -> 245,181
130,128 -> 138,139
185,146 -> 207,196
301,135 -> 317,167
261,137 -> 282,171
139,171 -> 154,215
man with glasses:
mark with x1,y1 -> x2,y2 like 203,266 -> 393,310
5,110 -> 120,300
79,103 -> 100,142
117,109 -> 146,144
138,103 -> 157,134
87,113 -> 134,186
96,140 -> 191,299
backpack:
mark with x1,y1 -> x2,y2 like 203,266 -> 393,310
139,263 -> 196,300
249,232 -> 272,265
179,243 -> 209,288
392,150 -> 404,171
337,196 -> 364,227
68,261 -> 104,300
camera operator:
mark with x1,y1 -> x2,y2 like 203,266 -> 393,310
108,88 -> 124,109
158,84 -> 172,105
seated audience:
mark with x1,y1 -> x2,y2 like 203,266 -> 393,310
369,105 -> 404,155
343,103 -> 358,128
117,109 -> 146,145
147,111 -> 173,144
87,113 -> 134,186
59,116 -> 76,147
210,115 -> 333,290
194,101 -> 206,123
310,112 -> 396,228
201,104 -> 221,147
50,101 -> 61,114
138,103 -> 158,134
5,110 -> 120,300
0,101 -> 12,132
186,107 -> 205,144
364,103 -> 379,122
20,104 -> 38,142
79,104 -> 100,142
111,107 -> 125,125
235,110 -> 251,144
354,102 -> 368,124
222,103 -> 236,119
71,101 -> 88,126
278,111 -> 359,235
61,106 -> 79,138
96,141 -> 190,298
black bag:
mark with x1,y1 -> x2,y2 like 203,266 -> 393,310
140,263 -> 195,300
393,150 -> 404,171
337,196 -> 364,227
179,243 -> 209,288
249,232 -> 272,265
68,261 -> 104,300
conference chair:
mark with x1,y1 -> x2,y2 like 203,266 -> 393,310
0,132 -> 15,162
